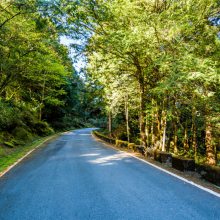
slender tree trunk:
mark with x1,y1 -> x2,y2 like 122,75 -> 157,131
139,80 -> 147,147
155,106 -> 160,150
39,73 -> 46,121
183,126 -> 189,153
204,90 -> 216,165
125,96 -> 130,142
151,110 -> 155,148
161,110 -> 167,152
173,122 -> 178,154
145,119 -> 150,148
192,124 -> 197,160
108,111 -> 112,135
192,106 -> 197,161
159,111 -> 163,150
205,118 -> 216,165
173,99 -> 178,154
134,57 -> 146,147
167,128 -> 171,153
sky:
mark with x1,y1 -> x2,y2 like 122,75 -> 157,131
59,36 -> 86,73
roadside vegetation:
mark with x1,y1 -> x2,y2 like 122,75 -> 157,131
61,0 -> 220,166
89,0 -> 219,167
0,1 -> 100,164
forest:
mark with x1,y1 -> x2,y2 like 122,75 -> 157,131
0,0 -> 101,162
0,0 -> 219,167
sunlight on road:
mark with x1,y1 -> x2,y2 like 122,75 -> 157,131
80,153 -> 101,157
88,152 -> 130,166
78,134 -> 91,136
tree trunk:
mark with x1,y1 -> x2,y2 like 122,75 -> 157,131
134,56 -> 146,147
145,119 -> 150,148
205,119 -> 216,165
151,110 -> 155,148
125,96 -> 130,142
192,124 -> 197,160
108,111 -> 112,135
183,126 -> 189,153
155,106 -> 161,150
39,72 -> 46,121
139,79 -> 147,147
173,122 -> 178,154
161,110 -> 167,152
173,99 -> 178,154
204,89 -> 216,165
192,106 -> 197,161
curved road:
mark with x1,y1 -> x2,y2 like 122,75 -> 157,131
0,128 -> 219,220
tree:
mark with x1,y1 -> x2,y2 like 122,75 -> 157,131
64,0 -> 220,164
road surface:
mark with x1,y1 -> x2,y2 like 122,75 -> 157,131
0,128 -> 219,220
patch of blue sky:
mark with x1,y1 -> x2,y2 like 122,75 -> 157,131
59,35 -> 87,75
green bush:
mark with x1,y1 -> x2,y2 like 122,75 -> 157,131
20,110 -> 37,129
0,101 -> 23,131
33,121 -> 54,136
12,127 -> 33,143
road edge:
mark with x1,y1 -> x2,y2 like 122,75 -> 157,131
0,131 -> 68,178
91,132 -> 220,198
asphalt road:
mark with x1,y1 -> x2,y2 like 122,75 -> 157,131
0,128 -> 219,220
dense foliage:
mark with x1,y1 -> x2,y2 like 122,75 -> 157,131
0,0 -> 219,167
0,0 -> 96,149
62,0 -> 220,166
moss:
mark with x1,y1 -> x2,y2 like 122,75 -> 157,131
4,141 -> 15,148
93,131 -> 116,144
93,131 -> 139,152
12,127 -> 33,143
116,140 -> 128,148
128,143 -> 135,150
0,147 -> 7,157
0,133 -> 60,174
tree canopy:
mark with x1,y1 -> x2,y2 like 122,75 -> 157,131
63,0 -> 220,165
0,0 -> 219,166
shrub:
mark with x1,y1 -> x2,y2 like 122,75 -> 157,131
0,101 -> 23,131
12,127 -> 33,143
20,110 -> 37,129
33,121 -> 54,136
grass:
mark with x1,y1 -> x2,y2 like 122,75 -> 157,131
0,133 -> 61,174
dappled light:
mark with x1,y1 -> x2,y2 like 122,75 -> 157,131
78,134 -> 91,136
88,152 -> 130,166
80,153 -> 101,157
